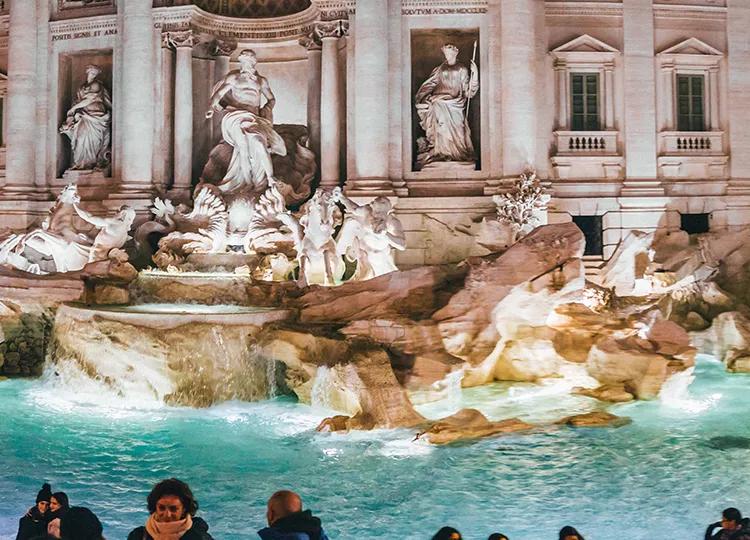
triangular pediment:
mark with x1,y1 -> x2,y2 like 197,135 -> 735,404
659,37 -> 723,56
552,34 -> 620,54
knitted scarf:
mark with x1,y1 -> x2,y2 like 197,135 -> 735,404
145,514 -> 193,540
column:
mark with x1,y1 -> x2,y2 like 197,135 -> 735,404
212,40 -> 235,144
500,0 -> 538,175
160,34 -> 175,187
299,34 -> 322,164
622,0 -> 658,183
727,0 -> 750,197
604,63 -> 615,130
120,0 -> 155,190
316,20 -> 348,188
708,67 -> 720,131
171,31 -> 194,195
4,0 -> 38,190
349,0 -> 391,194
660,64 -> 674,131
554,61 -> 568,130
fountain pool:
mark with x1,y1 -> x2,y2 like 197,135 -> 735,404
1,355 -> 749,540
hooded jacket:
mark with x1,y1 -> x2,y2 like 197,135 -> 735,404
257,510 -> 330,540
127,516 -> 214,540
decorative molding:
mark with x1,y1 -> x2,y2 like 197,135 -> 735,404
153,4 -> 319,42
168,29 -> 194,48
654,3 -> 726,22
59,0 -> 113,9
552,34 -> 620,54
299,33 -> 322,51
212,39 -> 237,57
311,0 -> 354,20
402,0 -> 488,16
545,2 -> 623,18
658,36 -> 723,56
49,14 -> 118,42
314,19 -> 349,40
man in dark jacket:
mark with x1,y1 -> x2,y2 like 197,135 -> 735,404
16,483 -> 51,540
258,490 -> 330,540
127,478 -> 214,540
706,508 -> 750,540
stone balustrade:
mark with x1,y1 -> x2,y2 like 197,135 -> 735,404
555,131 -> 619,155
659,131 -> 725,155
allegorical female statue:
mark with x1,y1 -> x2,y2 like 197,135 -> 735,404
60,64 -> 112,171
415,43 -> 479,170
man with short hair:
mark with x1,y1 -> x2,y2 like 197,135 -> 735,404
258,490 -> 329,540
706,508 -> 750,540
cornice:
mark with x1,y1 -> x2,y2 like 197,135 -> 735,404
654,3 -> 726,22
153,4 -> 320,42
545,2 -> 623,18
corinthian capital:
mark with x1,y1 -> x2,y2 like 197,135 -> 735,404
299,33 -> 322,51
212,39 -> 237,57
314,20 -> 349,40
168,30 -> 194,49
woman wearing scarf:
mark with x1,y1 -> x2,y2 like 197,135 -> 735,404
46,492 -> 70,539
127,479 -> 213,540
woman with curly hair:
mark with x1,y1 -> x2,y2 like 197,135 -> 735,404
127,479 -> 213,540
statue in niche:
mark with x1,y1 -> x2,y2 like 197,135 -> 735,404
0,184 -> 135,274
59,64 -> 112,171
206,48 -> 287,194
333,188 -> 406,280
415,43 -> 479,170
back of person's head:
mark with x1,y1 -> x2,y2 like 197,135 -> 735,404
432,526 -> 462,540
488,534 -> 509,540
146,478 -> 199,517
266,490 -> 303,525
724,508 -> 743,524
559,525 -> 585,540
59,506 -> 103,540
52,492 -> 70,510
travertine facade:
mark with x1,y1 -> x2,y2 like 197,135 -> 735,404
0,0 -> 748,264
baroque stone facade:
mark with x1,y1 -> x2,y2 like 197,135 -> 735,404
0,0 -> 748,264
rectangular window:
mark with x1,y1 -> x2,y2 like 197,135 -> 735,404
570,73 -> 600,131
677,75 -> 705,132
680,213 -> 710,235
572,215 -> 603,256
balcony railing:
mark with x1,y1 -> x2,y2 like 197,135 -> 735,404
659,131 -> 724,155
555,131 -> 619,155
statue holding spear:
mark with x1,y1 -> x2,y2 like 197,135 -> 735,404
415,40 -> 479,170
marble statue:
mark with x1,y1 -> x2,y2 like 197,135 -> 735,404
333,188 -> 406,280
59,65 -> 112,171
206,49 -> 287,194
0,185 -> 134,274
415,43 -> 479,170
284,189 -> 343,287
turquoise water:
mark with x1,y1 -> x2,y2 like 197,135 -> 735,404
1,355 -> 749,540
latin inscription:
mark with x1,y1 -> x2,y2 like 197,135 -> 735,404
52,28 -> 117,42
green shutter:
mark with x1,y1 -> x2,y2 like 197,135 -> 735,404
570,73 -> 600,131
677,74 -> 705,131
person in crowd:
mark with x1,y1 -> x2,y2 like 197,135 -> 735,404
559,526 -> 585,540
258,490 -> 329,540
16,483 -> 52,540
706,508 -> 750,540
127,478 -> 213,540
488,534 -> 509,540
432,526 -> 462,540
46,492 -> 70,539
59,507 -> 105,540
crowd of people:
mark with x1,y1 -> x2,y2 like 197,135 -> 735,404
14,480 -> 750,540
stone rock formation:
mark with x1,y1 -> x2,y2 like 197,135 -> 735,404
693,311 -> 750,372
415,409 -> 535,445
556,411 -> 632,428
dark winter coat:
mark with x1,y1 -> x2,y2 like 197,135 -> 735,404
257,510 -> 330,540
127,516 -> 214,540
16,506 -> 48,540
706,519 -> 750,540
